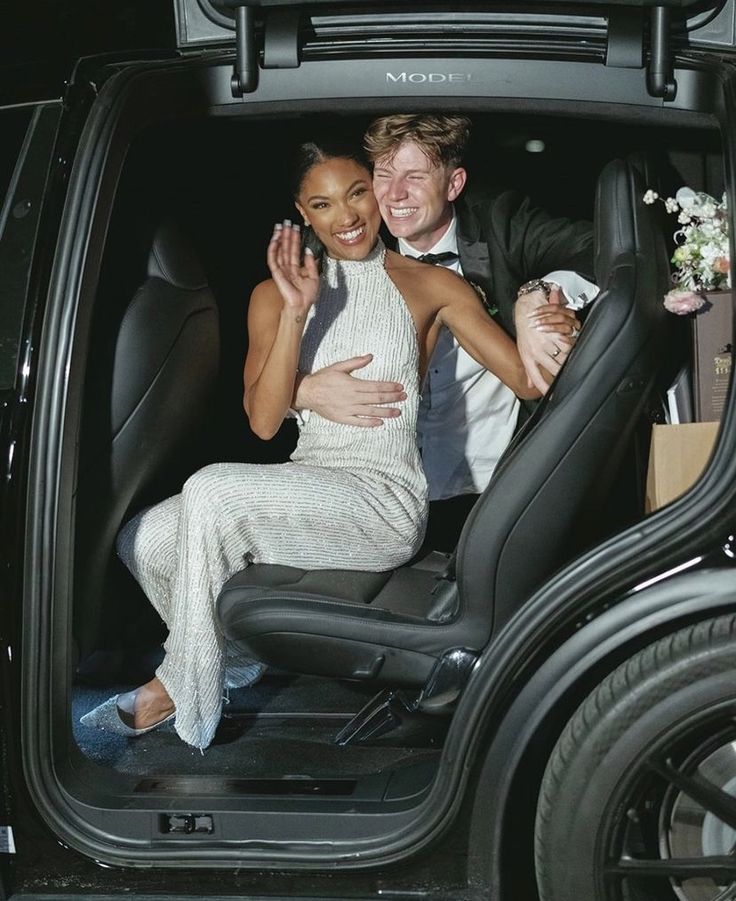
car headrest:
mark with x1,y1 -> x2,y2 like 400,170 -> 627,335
147,219 -> 208,290
594,158 -> 643,286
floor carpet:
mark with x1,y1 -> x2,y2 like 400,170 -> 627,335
72,673 -> 442,780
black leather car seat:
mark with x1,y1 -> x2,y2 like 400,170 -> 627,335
215,160 -> 670,733
75,220 -> 220,659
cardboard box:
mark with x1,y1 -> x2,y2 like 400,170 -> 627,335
693,291 -> 733,422
646,422 -> 719,512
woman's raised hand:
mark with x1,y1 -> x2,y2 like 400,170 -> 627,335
267,220 -> 319,318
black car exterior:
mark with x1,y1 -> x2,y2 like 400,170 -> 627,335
3,2 -> 736,899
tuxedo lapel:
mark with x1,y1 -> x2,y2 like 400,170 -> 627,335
455,198 -> 497,317
456,199 -> 491,293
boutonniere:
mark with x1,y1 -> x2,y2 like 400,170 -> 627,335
468,280 -> 498,317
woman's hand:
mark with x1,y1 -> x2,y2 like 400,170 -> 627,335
526,302 -> 581,340
515,289 -> 582,393
267,221 -> 319,319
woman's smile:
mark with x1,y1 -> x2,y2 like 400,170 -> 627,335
334,224 -> 367,246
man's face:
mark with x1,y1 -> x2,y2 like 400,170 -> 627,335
372,140 -> 466,252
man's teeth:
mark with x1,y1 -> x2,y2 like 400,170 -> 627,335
391,207 -> 418,218
337,227 -> 365,240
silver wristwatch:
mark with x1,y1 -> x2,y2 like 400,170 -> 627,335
516,278 -> 553,300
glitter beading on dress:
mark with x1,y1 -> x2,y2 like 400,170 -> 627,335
112,240 -> 427,749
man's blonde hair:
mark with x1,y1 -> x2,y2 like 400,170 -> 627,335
364,114 -> 471,169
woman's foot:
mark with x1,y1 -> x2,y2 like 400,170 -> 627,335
116,677 -> 175,730
79,682 -> 175,737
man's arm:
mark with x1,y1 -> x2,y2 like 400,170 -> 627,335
507,193 -> 595,280
292,354 -> 407,427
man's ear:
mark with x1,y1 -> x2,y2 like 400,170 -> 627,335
295,201 -> 310,227
447,167 -> 467,202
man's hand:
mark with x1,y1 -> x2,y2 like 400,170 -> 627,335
295,354 -> 407,427
514,286 -> 580,395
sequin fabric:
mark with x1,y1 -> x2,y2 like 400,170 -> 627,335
116,240 -> 427,749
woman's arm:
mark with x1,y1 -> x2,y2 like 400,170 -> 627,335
243,223 -> 319,439
243,283 -> 308,439
436,272 -> 543,400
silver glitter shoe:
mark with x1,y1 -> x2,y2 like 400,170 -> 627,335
79,694 -> 175,736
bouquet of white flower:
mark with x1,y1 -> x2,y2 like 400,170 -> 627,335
643,186 -> 730,314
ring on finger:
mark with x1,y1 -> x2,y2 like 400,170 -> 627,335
551,346 -> 561,358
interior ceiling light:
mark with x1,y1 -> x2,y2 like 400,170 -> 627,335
525,139 -> 546,153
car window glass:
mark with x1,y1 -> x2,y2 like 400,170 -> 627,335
0,104 -> 60,390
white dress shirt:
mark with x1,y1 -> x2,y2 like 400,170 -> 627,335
400,212 -> 598,501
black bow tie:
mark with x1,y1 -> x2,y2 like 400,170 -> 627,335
412,251 -> 459,267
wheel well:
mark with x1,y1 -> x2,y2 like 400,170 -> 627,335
464,591 -> 736,899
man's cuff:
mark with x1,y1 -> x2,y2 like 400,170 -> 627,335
286,408 -> 310,426
289,371 -> 311,425
543,270 -> 600,310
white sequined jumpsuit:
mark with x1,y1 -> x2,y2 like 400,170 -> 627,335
116,240 -> 427,749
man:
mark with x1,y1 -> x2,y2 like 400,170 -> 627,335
294,114 -> 598,548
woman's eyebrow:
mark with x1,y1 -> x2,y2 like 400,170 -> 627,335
305,179 -> 368,203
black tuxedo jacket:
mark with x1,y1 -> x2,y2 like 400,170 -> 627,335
454,186 -> 595,337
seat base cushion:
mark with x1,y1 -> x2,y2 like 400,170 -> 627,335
216,551 -> 475,685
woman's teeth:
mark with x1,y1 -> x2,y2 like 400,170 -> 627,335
337,226 -> 365,241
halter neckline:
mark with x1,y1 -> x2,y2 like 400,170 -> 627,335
323,237 -> 385,272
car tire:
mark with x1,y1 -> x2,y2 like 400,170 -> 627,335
534,613 -> 736,901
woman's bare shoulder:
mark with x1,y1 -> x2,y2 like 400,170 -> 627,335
250,278 -> 282,303
248,278 -> 285,324
251,276 -> 276,295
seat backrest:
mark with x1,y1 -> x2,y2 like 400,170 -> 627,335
75,220 -> 220,656
455,159 -> 670,638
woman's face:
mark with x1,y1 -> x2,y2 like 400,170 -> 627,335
295,157 -> 381,261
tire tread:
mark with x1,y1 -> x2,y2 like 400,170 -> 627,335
535,613 -> 736,901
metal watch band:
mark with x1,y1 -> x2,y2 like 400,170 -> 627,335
516,278 -> 553,300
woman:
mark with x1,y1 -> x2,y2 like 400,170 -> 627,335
82,141 -> 577,750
